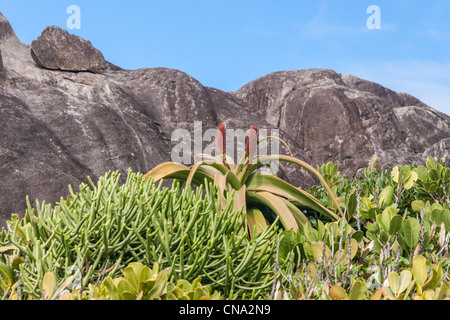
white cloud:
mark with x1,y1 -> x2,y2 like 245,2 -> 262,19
298,2 -> 397,38
342,59 -> 450,116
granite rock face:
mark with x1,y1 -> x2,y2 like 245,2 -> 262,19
0,12 -> 449,227
31,26 -> 110,72
234,70 -> 450,176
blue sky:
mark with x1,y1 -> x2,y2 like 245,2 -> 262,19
1,0 -> 449,115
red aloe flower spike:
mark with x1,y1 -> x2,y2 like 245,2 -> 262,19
216,123 -> 226,164
246,125 -> 258,164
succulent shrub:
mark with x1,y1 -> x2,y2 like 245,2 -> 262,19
0,170 -> 278,300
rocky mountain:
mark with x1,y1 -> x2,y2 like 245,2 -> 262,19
0,12 -> 449,227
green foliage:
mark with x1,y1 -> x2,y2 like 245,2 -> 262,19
144,124 -> 343,237
93,262 -> 169,300
1,156 -> 449,300
164,278 -> 222,300
34,262 -> 222,300
0,170 -> 277,300
272,157 -> 450,300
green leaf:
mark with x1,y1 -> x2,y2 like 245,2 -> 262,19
388,272 -> 401,297
426,157 -> 437,171
423,266 -> 443,291
392,166 -> 418,189
414,165 -> 428,182
329,285 -> 348,300
317,220 -> 326,240
0,262 -> 15,289
381,286 -> 396,300
42,272 -> 56,300
411,200 -> 425,213
138,266 -> 152,284
311,241 -> 331,264
412,256 -> 427,288
121,291 -> 136,300
366,222 -> 379,234
379,186 -> 394,208
123,266 -> 139,292
349,281 -> 365,300
437,283 -> 450,300
442,209 -> 450,231
367,207 -> 379,220
404,171 -> 418,190
391,166 -> 400,183
352,230 -> 364,243
429,169 -> 440,182
432,209 -> 443,226
347,193 -> 357,218
279,230 -> 296,260
398,270 -> 413,295
402,218 -> 420,250
389,215 -> 403,236
376,210 -> 391,233
0,245 -> 18,254
102,277 -> 120,300
304,224 -> 319,242
117,279 -> 132,296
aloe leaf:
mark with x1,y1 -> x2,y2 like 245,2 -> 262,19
246,172 -> 340,221
143,162 -> 213,186
257,154 -> 344,218
283,199 -> 310,228
246,208 -> 268,240
188,162 -> 242,190
247,191 -> 299,231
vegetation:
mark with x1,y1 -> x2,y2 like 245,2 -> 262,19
0,124 -> 449,300
144,124 -> 343,238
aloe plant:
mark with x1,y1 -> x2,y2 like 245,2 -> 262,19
143,124 -> 343,238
